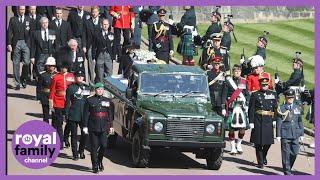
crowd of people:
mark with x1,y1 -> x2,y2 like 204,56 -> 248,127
7,6 -> 314,175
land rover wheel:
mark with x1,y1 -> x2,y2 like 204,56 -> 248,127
107,133 -> 118,149
131,130 -> 150,167
206,147 -> 223,170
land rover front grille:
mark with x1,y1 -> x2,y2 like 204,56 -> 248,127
166,118 -> 205,139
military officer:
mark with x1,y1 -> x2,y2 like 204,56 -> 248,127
220,19 -> 234,72
49,62 -> 75,149
276,89 -> 304,175
249,73 -> 278,168
255,32 -> 269,60
176,6 -> 197,66
223,64 -> 250,155
151,8 -> 174,64
202,11 -> 222,43
146,6 -> 160,51
7,6 -> 32,90
246,55 -> 273,92
207,56 -> 227,116
275,53 -> 304,95
200,33 -> 224,71
36,57 -> 57,124
65,70 -> 91,160
83,83 -> 114,173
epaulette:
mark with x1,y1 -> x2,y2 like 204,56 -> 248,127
39,71 -> 46,74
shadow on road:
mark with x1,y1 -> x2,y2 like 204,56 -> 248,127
58,152 -> 73,160
25,112 -> 43,119
50,162 -> 92,172
224,156 -> 255,166
7,93 -> 36,100
267,165 -> 312,175
238,166 -> 279,175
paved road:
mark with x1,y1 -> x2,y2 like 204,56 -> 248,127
6,6 -> 315,175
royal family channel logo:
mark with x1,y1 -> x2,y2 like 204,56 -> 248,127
12,120 -> 60,169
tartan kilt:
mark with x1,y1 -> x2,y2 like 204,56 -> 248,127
225,108 -> 250,131
179,33 -> 195,56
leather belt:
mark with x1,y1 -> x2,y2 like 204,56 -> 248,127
256,110 -> 274,118
91,112 -> 108,119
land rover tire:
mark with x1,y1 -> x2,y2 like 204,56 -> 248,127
131,130 -> 150,167
206,147 -> 223,170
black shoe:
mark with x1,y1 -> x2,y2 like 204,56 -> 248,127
98,162 -> 104,171
64,140 -> 70,148
21,81 -> 27,88
79,152 -> 85,159
263,158 -> 268,165
257,164 -> 264,169
93,167 -> 99,174
72,155 -> 79,161
15,85 -> 20,90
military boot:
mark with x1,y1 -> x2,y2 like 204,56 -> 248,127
230,140 -> 237,155
236,139 -> 243,154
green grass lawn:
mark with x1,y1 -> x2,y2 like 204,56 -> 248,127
142,19 -> 314,129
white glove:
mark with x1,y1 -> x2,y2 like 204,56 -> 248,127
207,64 -> 213,70
299,136 -> 304,142
273,121 -> 276,128
249,123 -> 254,129
275,77 -> 280,84
168,19 -> 175,25
276,137 -> 281,142
82,47 -> 87,53
240,58 -> 245,64
222,109 -> 226,116
170,50 -> 174,56
82,127 -> 88,134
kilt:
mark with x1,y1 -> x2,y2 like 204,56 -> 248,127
178,33 -> 194,56
225,107 -> 249,131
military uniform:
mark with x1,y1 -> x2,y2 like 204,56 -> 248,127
249,74 -> 278,168
65,70 -> 91,160
83,83 -> 114,173
147,6 -> 160,51
199,33 -> 223,70
202,23 -> 222,43
276,89 -> 304,175
255,47 -> 266,60
207,57 -> 227,116
49,65 -> 75,148
247,72 -> 273,92
151,9 -> 174,64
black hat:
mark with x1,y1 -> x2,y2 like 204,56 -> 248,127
258,31 -> 269,46
284,89 -> 295,98
157,8 -> 166,16
224,21 -> 234,31
74,70 -> 85,77
292,52 -> 303,66
212,11 -> 221,20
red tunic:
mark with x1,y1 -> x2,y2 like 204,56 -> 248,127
49,72 -> 75,109
109,6 -> 134,29
247,72 -> 273,92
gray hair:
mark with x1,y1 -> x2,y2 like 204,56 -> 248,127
39,16 -> 49,23
68,39 -> 78,46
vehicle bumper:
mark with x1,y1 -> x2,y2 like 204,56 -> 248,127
148,140 -> 226,148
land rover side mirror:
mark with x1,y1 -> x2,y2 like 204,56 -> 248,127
126,88 -> 133,99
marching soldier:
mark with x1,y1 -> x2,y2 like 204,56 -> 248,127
83,82 -> 114,173
7,6 -> 32,90
223,64 -> 250,155
200,33 -> 223,71
146,6 -> 160,51
207,56 -> 227,116
49,61 -> 75,149
151,8 -> 174,64
249,73 -> 278,168
67,6 -> 90,51
49,7 -> 72,49
276,89 -> 304,175
65,70 -> 91,160
92,19 -> 114,82
83,6 -> 103,85
31,16 -> 59,77
202,10 -> 222,43
221,19 -> 234,72
109,6 -> 134,60
177,6 -> 197,66
255,31 -> 269,60
132,6 -> 143,49
246,55 -> 273,92
36,57 -> 57,124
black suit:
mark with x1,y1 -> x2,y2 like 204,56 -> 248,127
31,29 -> 59,74
67,9 -> 90,49
49,19 -> 72,48
54,46 -> 85,73
7,15 -> 32,50
36,6 -> 56,20
29,14 -> 41,32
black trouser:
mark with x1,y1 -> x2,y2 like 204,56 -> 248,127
255,144 -> 271,165
147,24 -> 154,51
64,121 -> 71,142
89,131 -> 107,168
52,108 -> 64,148
281,138 -> 299,175
113,28 -> 130,60
69,121 -> 87,157
42,104 -> 50,124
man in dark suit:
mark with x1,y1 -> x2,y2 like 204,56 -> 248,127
7,6 -> 32,90
31,16 -> 60,77
83,6 -> 102,85
36,6 -> 56,21
49,7 -> 72,48
92,19 -> 114,83
67,6 -> 90,51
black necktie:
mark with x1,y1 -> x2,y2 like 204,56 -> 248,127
19,16 -> 22,23
57,20 -> 61,28
44,30 -> 47,41
104,33 -> 107,40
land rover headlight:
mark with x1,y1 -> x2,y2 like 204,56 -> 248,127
206,124 -> 215,134
154,122 -> 164,132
